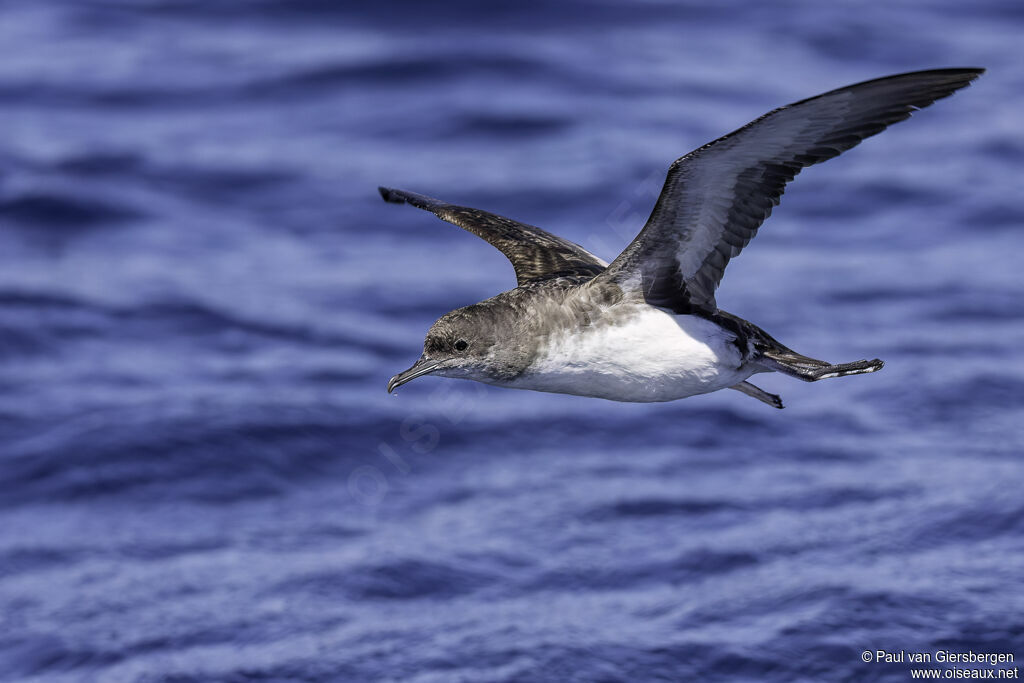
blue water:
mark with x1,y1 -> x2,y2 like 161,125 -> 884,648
2,1 -> 1023,681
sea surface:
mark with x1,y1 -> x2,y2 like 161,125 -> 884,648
1,2 -> 1023,681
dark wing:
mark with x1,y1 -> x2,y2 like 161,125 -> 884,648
379,187 -> 607,285
593,68 -> 984,313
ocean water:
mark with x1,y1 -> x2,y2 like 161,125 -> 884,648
1,1 -> 1023,681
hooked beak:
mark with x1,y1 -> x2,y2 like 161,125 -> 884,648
387,358 -> 442,394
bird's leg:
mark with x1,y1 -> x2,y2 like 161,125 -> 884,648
730,381 -> 784,409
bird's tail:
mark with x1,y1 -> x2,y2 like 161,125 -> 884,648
757,348 -> 884,382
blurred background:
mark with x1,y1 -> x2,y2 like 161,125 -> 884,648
1,1 -> 1022,681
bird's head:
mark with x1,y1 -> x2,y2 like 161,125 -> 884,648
387,302 -> 524,393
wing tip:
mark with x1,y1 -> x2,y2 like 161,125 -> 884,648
900,66 -> 986,92
936,66 -> 986,86
889,67 -> 985,80
963,67 -> 986,86
378,186 -> 407,204
933,66 -> 985,75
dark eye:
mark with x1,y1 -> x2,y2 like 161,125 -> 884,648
454,339 -> 469,352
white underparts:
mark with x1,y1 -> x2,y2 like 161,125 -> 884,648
507,307 -> 753,402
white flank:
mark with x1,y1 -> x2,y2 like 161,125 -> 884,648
509,307 -> 753,402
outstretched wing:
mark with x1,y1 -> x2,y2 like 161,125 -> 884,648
594,68 -> 983,313
379,187 -> 607,285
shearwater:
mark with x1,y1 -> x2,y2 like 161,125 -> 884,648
382,68 -> 982,409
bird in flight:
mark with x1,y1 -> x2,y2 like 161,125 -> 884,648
382,68 -> 982,409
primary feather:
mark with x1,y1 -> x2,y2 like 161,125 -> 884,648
593,68 -> 983,313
